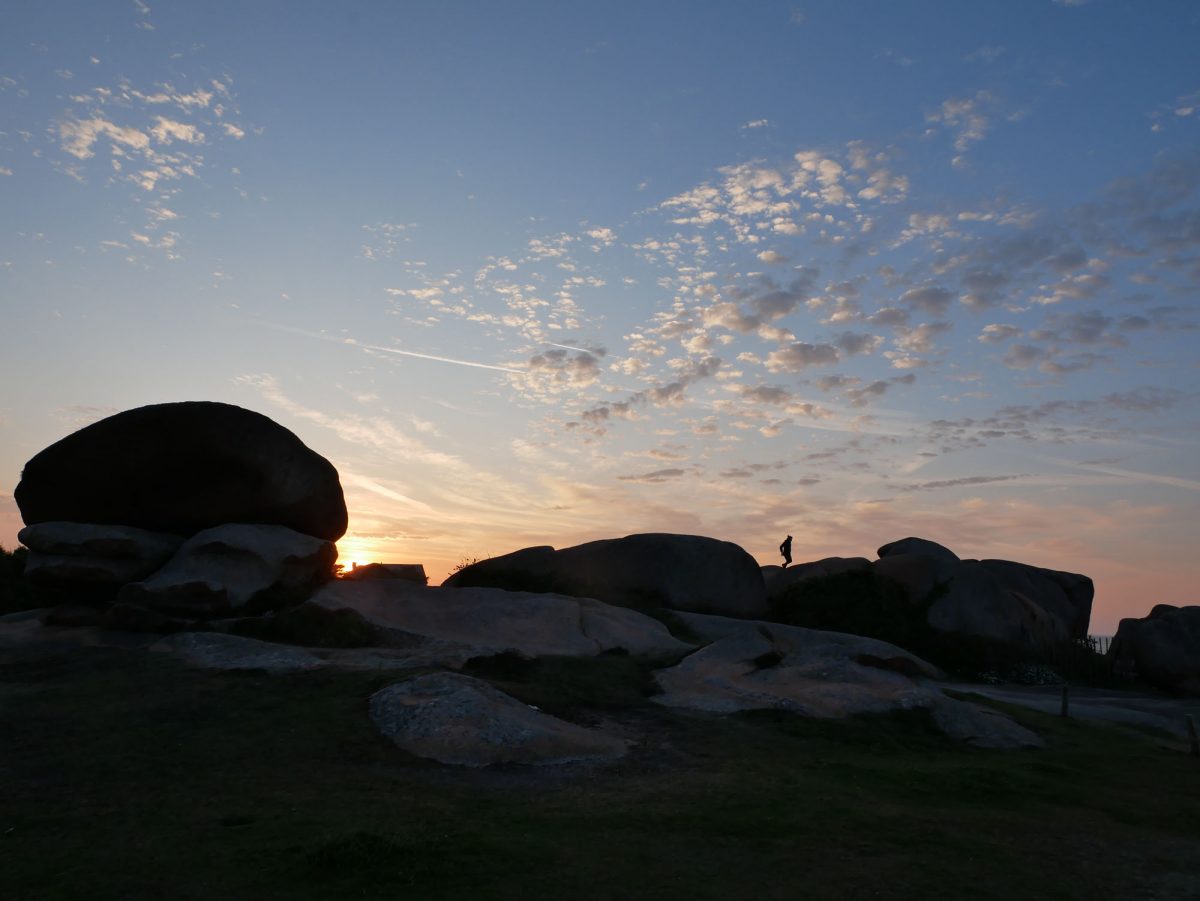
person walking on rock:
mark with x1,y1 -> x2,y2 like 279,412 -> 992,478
779,535 -> 793,568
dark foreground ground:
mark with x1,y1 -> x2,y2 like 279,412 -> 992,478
3,642 -> 1199,901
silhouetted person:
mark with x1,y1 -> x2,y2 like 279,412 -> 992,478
779,535 -> 793,568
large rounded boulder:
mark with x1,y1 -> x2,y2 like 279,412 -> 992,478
15,402 -> 347,541
1109,604 -> 1200,694
867,537 -> 1093,645
444,533 -> 768,619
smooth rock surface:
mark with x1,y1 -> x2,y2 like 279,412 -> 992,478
369,672 -> 628,766
152,632 -> 327,673
1110,605 -> 1200,695
15,401 -> 348,541
926,560 -> 1089,644
978,559 -> 1093,640
444,532 -> 768,618
929,697 -> 1046,749
307,580 -> 694,659
151,631 -> 470,673
763,556 -> 871,600
671,610 -> 943,679
19,522 -> 183,594
868,537 -> 1093,645
877,537 -> 960,564
655,612 -> 1041,748
120,524 -> 336,617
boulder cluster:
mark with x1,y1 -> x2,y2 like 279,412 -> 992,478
8,401 -> 1193,768
760,535 -> 1095,646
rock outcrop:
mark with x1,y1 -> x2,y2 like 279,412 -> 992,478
653,612 -> 1042,749
444,533 -> 768,619
304,579 -> 694,660
762,556 -> 871,601
19,522 -> 183,602
119,524 -> 336,617
1109,605 -> 1200,695
866,537 -> 1093,645
15,401 -> 348,541
369,672 -> 628,766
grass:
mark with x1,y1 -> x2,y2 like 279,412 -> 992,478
3,643 -> 1199,901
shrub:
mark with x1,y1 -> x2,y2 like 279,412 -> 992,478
0,544 -> 37,614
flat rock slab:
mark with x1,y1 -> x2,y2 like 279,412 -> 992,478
673,611 -> 943,679
151,632 -> 483,673
19,522 -> 184,588
153,632 -> 328,673
657,612 -> 1042,749
307,580 -> 694,659
369,672 -> 628,766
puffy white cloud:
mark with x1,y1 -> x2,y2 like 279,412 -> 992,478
978,323 -> 1023,343
149,116 -> 204,144
765,341 -> 839,372
526,348 -> 606,387
926,91 -> 995,165
59,117 -> 149,159
834,331 -> 883,356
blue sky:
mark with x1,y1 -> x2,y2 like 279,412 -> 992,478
2,1 -> 1198,632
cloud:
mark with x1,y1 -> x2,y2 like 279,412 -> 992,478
59,117 -> 150,159
765,342 -> 840,373
616,468 -> 688,483
149,117 -> 204,144
893,321 -> 952,354
926,91 -> 995,165
978,323 -> 1023,343
585,227 -> 617,248
834,331 -> 883,356
900,284 -> 954,316
729,384 -> 794,405
1003,344 -> 1049,370
525,348 -> 605,387
894,474 -> 1027,492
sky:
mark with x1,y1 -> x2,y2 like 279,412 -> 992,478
2,1 -> 1198,634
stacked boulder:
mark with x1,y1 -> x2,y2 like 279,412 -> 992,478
15,402 -> 345,623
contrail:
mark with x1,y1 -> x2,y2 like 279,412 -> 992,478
1074,462 -> 1200,492
352,339 -> 526,374
260,321 -> 526,375
544,341 -> 603,355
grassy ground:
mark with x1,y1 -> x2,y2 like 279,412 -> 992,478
3,644 -> 1199,901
